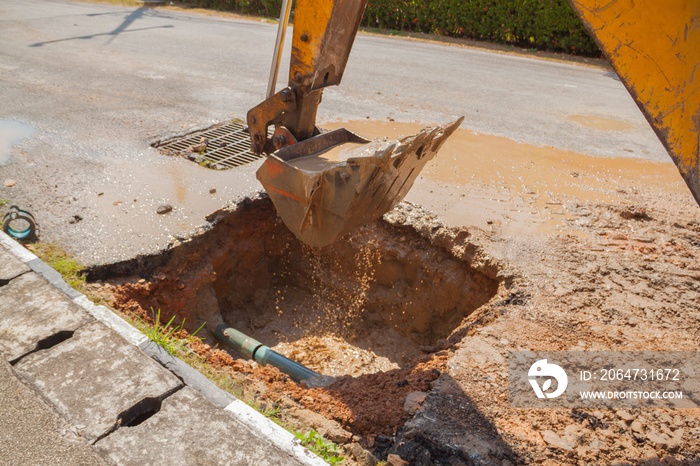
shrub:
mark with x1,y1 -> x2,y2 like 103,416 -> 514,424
182,0 -> 599,56
362,0 -> 599,55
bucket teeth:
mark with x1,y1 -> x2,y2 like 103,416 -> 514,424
256,117 -> 464,248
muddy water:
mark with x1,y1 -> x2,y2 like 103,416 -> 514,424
287,141 -> 369,171
324,120 -> 686,235
567,114 -> 636,131
0,120 -> 35,164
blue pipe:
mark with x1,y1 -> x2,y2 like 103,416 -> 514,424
214,324 -> 326,385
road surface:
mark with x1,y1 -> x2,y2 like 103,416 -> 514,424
0,0 -> 669,265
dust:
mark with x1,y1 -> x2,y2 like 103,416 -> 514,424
269,240 -> 389,376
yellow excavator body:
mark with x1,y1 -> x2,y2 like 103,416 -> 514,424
569,0 -> 700,206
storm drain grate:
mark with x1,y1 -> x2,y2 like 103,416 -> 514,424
153,120 -> 265,170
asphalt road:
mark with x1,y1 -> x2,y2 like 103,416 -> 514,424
0,0 -> 669,265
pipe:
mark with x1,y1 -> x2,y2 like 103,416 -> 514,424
2,206 -> 39,241
214,324 -> 324,385
266,0 -> 293,99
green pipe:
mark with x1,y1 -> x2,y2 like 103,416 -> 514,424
215,324 -> 323,384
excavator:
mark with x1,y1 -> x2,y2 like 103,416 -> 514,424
216,0 -> 699,384
246,0 -> 700,249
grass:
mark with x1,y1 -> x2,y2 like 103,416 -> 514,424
0,199 -> 9,228
26,242 -> 87,290
137,308 -> 205,356
295,430 -> 344,464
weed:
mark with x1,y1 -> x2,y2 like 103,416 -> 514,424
261,403 -> 282,422
295,430 -> 344,464
140,309 -> 205,356
0,199 -> 9,207
26,242 -> 86,290
197,158 -> 213,169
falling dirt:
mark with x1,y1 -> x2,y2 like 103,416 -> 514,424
90,121 -> 700,465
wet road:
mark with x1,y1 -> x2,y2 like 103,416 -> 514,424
0,0 -> 669,265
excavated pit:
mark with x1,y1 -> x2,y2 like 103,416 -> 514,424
94,195 -> 500,377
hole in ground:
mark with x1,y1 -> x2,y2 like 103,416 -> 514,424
10,330 -> 74,365
118,396 -> 163,428
91,195 -> 501,441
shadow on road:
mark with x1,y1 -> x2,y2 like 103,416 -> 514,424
30,6 -> 173,48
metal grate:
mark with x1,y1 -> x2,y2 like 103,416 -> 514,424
154,120 -> 265,170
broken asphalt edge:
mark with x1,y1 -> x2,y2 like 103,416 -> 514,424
0,231 -> 327,466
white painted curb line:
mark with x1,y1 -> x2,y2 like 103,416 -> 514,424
225,400 -> 329,466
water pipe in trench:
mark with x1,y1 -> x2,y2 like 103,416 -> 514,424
214,324 -> 331,387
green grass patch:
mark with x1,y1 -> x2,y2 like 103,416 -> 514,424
136,308 -> 205,356
27,242 -> 87,290
295,430 -> 344,464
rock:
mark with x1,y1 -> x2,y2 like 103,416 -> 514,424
187,137 -> 209,154
209,188 -> 217,194
616,409 -> 634,422
619,205 -> 650,220
542,430 -> 576,451
349,443 -> 378,466
646,430 -> 671,446
3,179 -> 16,187
575,446 -> 588,458
387,453 -> 409,466
403,391 -> 427,415
68,215 -> 82,224
564,424 -> 584,442
157,204 -> 173,215
645,428 -> 683,450
630,420 -> 645,434
589,438 -> 607,454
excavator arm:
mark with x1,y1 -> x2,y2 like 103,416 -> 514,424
247,0 -> 368,154
247,0 -> 461,248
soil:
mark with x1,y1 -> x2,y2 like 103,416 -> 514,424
88,123 -> 700,465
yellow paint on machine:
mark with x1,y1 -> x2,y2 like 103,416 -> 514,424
569,0 -> 700,205
289,0 -> 334,80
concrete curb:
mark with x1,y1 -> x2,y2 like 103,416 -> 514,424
0,232 -> 325,466
225,400 -> 329,466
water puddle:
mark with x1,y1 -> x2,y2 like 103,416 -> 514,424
0,120 -> 35,164
567,114 -> 636,131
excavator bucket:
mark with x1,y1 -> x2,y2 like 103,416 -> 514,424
257,118 -> 463,248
